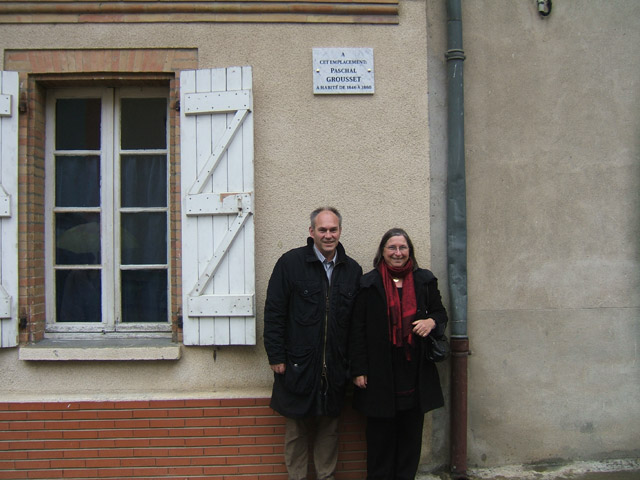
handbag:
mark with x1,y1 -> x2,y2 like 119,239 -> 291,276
426,334 -> 450,362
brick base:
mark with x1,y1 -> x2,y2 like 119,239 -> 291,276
0,397 -> 366,479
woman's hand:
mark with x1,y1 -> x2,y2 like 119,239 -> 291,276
353,375 -> 367,389
412,318 -> 436,337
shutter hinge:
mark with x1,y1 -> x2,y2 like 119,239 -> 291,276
19,308 -> 28,330
19,91 -> 28,114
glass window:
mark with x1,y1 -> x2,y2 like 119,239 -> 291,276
121,98 -> 167,150
55,98 -> 101,150
120,155 -> 167,208
55,155 -> 100,207
46,88 -> 170,335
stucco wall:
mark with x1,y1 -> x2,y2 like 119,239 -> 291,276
2,0 -> 638,472
0,1 -> 433,400
428,0 -> 640,469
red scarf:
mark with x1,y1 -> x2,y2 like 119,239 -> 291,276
378,260 -> 417,359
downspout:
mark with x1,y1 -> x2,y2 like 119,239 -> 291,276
445,0 -> 470,478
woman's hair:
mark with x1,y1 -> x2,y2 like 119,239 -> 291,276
373,227 -> 419,270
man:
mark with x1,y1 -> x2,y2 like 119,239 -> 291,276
264,207 -> 362,480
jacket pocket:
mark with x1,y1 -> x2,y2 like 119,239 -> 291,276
292,281 -> 322,325
284,346 -> 317,395
335,283 -> 357,328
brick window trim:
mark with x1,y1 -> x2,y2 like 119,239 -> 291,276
4,49 -> 198,345
0,0 -> 399,25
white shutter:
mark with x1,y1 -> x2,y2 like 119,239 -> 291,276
0,71 -> 19,348
180,67 -> 256,346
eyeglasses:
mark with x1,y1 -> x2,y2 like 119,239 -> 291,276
385,245 -> 408,252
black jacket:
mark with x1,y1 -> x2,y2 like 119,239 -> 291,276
349,268 -> 447,417
264,238 -> 362,418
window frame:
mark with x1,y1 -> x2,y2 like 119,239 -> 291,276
44,86 -> 172,337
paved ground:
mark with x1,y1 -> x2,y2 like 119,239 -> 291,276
417,458 -> 640,480
447,472 -> 640,480
419,471 -> 640,480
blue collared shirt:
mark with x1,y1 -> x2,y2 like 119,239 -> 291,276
313,244 -> 338,285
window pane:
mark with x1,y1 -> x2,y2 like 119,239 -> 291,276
56,155 -> 100,207
56,269 -> 101,323
121,270 -> 167,323
121,155 -> 167,208
55,98 -> 101,150
56,213 -> 101,265
121,212 -> 167,265
120,98 -> 167,150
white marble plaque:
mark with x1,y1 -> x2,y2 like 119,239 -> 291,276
313,48 -> 374,95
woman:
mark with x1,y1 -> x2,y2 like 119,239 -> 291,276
349,228 -> 448,480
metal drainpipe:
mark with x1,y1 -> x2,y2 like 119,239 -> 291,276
445,0 -> 470,478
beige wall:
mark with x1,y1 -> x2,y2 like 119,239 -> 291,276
0,1 -> 433,400
427,0 -> 640,469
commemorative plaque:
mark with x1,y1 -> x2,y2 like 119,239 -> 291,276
313,48 -> 374,95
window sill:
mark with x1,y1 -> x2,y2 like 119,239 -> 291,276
18,338 -> 181,361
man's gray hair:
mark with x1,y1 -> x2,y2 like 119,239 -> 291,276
310,206 -> 342,228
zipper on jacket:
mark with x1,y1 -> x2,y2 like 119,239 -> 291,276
321,286 -> 330,396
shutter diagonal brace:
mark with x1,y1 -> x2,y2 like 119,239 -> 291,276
183,87 -> 253,297
189,206 -> 250,296
188,108 -> 248,196
185,107 -> 251,296
0,284 -> 11,318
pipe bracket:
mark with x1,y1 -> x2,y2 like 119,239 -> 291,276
446,49 -> 466,61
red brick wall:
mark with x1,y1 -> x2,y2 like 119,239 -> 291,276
0,398 -> 366,479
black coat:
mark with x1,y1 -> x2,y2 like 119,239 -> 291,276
264,238 -> 362,418
349,268 -> 447,418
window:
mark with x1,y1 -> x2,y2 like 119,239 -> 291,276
45,87 -> 170,336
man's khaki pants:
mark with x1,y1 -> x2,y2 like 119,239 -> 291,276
284,416 -> 339,480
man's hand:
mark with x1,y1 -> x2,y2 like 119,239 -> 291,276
353,375 -> 367,389
270,363 -> 286,374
